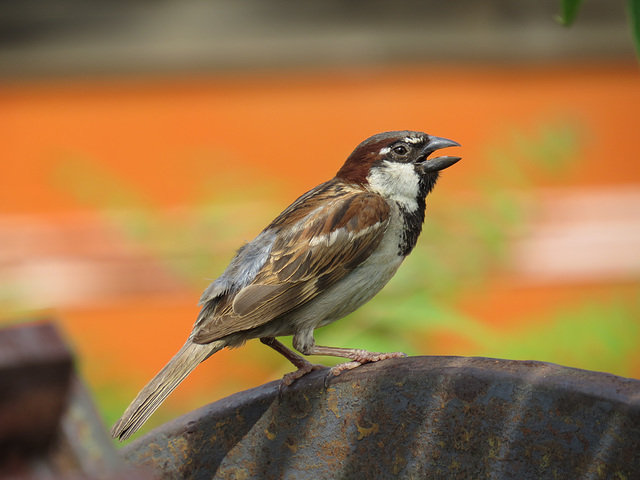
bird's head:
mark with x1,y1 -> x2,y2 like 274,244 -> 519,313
336,131 -> 461,206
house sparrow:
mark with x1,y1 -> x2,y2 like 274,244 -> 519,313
111,130 -> 460,441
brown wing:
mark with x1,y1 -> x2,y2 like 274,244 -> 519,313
193,182 -> 390,344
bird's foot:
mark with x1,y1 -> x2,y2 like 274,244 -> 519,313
281,361 -> 326,387
328,351 -> 407,379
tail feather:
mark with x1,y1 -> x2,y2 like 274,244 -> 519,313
111,340 -> 223,441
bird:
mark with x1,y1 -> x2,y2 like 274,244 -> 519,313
110,130 -> 461,441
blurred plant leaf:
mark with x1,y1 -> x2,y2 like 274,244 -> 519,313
485,298 -> 640,377
53,156 -> 158,237
510,121 -> 579,172
556,0 -> 584,26
536,122 -> 580,171
53,157 -> 152,211
52,155 -> 276,288
558,0 -> 640,59
629,0 -> 640,56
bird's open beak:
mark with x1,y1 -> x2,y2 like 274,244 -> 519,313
419,136 -> 461,173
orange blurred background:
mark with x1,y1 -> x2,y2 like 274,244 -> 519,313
1,1 -> 639,441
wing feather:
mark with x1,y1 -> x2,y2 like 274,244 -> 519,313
193,181 -> 390,344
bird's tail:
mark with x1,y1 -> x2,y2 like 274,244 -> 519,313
110,340 -> 223,441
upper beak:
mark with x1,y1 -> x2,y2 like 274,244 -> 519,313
419,136 -> 462,173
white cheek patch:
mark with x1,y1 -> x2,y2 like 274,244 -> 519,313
366,161 -> 420,212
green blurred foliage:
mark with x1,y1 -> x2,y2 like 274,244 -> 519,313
556,0 -> 584,26
558,0 -> 640,57
630,0 -> 640,55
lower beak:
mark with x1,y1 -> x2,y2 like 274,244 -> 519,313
419,136 -> 462,172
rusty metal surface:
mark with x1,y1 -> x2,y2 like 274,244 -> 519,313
0,321 -> 74,459
0,321 -> 155,479
51,376 -> 128,477
121,356 -> 640,479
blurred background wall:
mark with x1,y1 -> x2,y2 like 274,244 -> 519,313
1,0 -> 639,441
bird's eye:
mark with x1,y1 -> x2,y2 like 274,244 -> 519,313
392,145 -> 408,156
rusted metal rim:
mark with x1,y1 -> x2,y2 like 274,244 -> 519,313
121,356 -> 640,479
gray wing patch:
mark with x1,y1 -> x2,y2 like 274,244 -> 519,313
198,230 -> 276,305
196,230 -> 276,326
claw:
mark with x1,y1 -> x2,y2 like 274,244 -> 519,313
323,368 -> 335,388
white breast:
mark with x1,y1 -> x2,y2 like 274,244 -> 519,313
290,202 -> 407,331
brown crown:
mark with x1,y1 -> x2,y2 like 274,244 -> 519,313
335,130 -> 426,185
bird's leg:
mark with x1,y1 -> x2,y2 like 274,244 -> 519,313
260,337 -> 326,386
292,331 -> 406,381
